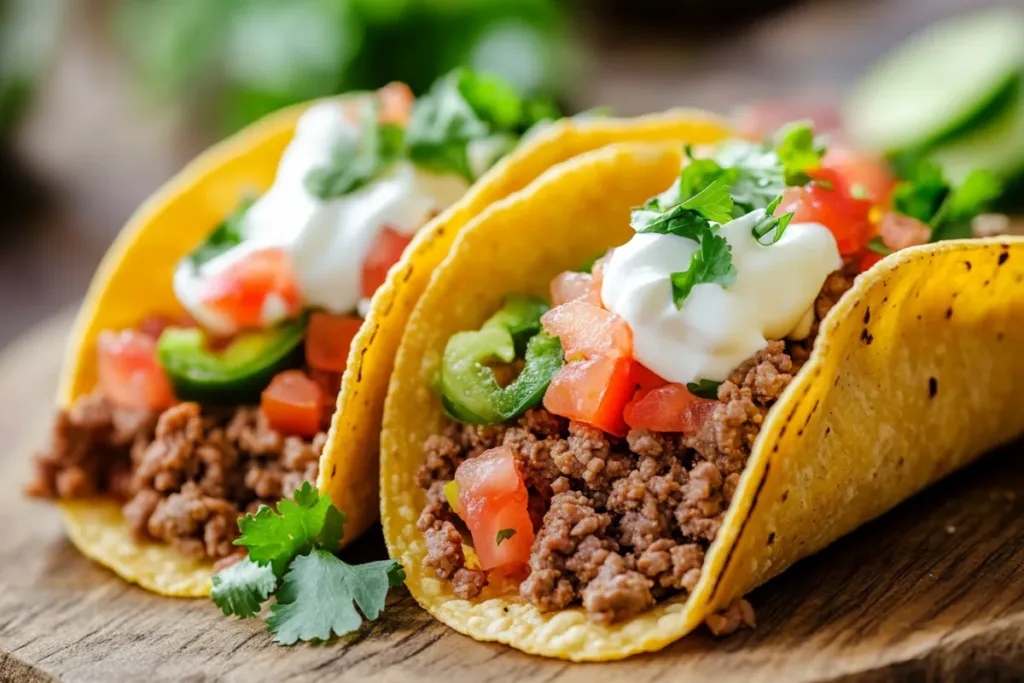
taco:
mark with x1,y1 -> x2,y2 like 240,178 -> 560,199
26,70 -> 732,597
380,123 -> 1023,660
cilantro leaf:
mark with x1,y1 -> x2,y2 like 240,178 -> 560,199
751,196 -> 794,245
681,177 -> 734,224
188,197 -> 254,269
774,121 -> 824,186
496,528 -> 517,546
632,178 -> 734,237
267,550 -> 400,645
670,231 -> 736,307
686,379 -> 722,399
406,68 -> 559,181
211,556 -> 277,619
235,482 -> 347,577
304,101 -> 404,199
712,140 -> 788,216
892,160 -> 949,223
867,236 -> 893,256
942,170 -> 1002,223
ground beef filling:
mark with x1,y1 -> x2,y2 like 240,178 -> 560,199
28,397 -> 326,562
416,267 -> 856,625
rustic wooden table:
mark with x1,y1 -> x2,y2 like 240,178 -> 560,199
2,311 -> 1024,682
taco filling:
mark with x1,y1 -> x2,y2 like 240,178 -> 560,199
27,70 -> 561,566
413,123 -> 1000,626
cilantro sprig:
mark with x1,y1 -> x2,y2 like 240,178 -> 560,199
406,68 -> 561,181
188,197 -> 254,269
686,378 -> 722,399
304,101 -> 405,200
211,482 -> 404,645
891,159 -> 1002,242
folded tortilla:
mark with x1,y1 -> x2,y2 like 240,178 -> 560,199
380,140 -> 1024,660
53,96 -> 732,596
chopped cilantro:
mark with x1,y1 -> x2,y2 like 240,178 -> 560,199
496,528 -> 517,546
304,101 -> 405,199
891,159 -> 1002,243
892,160 -> 949,223
631,178 -> 733,237
751,195 -> 794,245
188,198 -> 254,269
670,231 -> 736,308
686,379 -> 722,399
212,483 -> 403,645
406,68 -> 560,181
867,237 -> 894,256
774,121 -> 825,186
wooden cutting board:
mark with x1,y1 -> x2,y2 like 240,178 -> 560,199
3,311 -> 1024,683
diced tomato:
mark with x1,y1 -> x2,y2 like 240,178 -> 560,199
307,368 -> 341,427
822,146 -> 896,207
541,299 -> 632,361
543,356 -> 635,436
776,168 -> 873,256
377,82 -> 414,126
203,248 -> 302,331
623,383 -> 717,434
361,226 -> 413,299
454,447 -> 534,571
97,330 -> 176,411
550,271 -> 599,307
632,363 -> 669,390
858,250 -> 885,272
305,312 -> 362,374
261,370 -> 324,438
877,211 -> 931,252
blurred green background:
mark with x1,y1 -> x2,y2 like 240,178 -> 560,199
0,0 -> 1020,351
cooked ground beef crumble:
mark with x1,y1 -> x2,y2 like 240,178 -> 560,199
28,393 -> 330,562
416,266 -> 856,627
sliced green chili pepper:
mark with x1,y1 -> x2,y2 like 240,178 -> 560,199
438,295 -> 564,425
157,317 -> 307,404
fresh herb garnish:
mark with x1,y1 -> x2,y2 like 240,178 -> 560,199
496,528 -> 517,545
867,236 -> 893,256
686,379 -> 722,399
751,195 -> 795,245
189,198 -> 254,268
304,101 -> 405,199
211,482 -> 403,645
406,68 -> 560,181
631,178 -> 734,237
774,121 -> 825,186
670,231 -> 736,308
892,160 -> 1002,242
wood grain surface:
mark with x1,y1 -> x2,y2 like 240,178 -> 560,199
2,312 -> 1024,683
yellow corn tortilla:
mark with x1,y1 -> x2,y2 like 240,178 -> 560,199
380,140 -> 1024,660
53,98 -> 732,597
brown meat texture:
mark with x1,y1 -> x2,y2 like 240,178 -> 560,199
417,267 -> 857,624
33,396 -> 326,561
704,598 -> 756,636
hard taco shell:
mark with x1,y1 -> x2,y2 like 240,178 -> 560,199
380,141 -> 1024,660
53,100 -> 731,596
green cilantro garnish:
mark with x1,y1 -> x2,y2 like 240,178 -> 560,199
188,197 -> 254,269
211,482 -> 403,645
631,178 -> 734,237
670,231 -> 736,308
774,121 -> 825,186
891,159 -> 1002,242
867,237 -> 893,256
496,528 -> 517,546
406,68 -> 560,181
686,379 -> 722,399
304,101 -> 405,199
751,195 -> 795,245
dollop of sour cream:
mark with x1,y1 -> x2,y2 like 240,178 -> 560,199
174,101 -> 470,335
601,210 -> 842,385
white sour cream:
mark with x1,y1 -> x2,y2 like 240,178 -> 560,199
174,101 -> 470,336
601,211 -> 842,385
